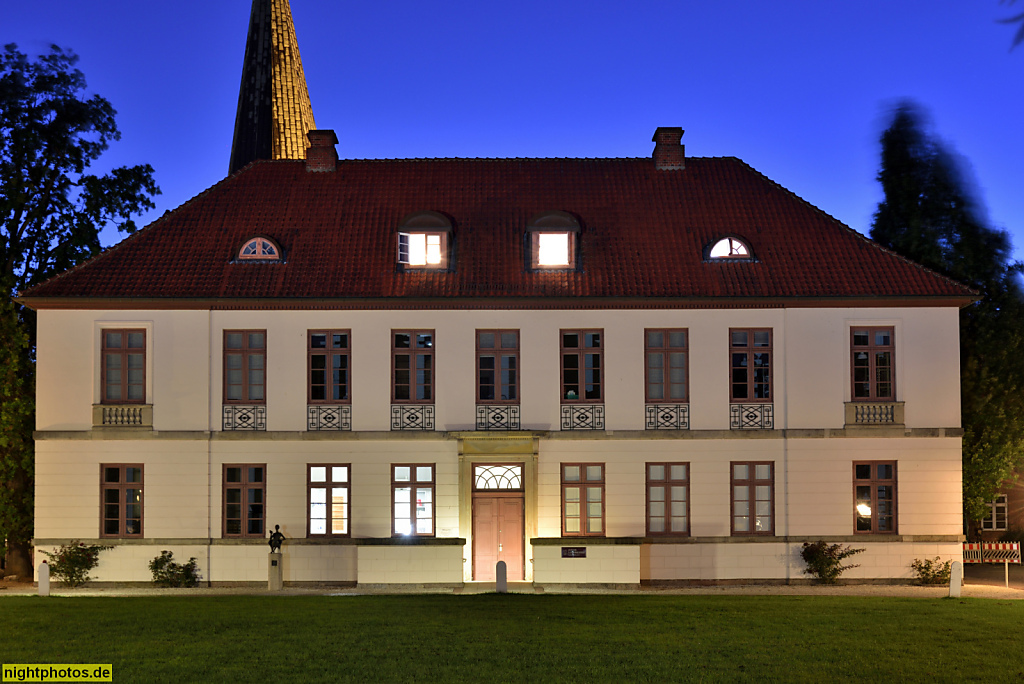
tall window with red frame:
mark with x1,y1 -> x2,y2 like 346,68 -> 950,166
308,330 -> 350,403
224,331 -> 266,403
392,331 -> 434,402
561,330 -> 603,402
224,464 -> 265,537
730,329 -> 772,402
101,464 -> 143,538
477,330 -> 519,403
102,329 -> 145,403
645,329 -> 688,402
854,462 -> 897,533
851,327 -> 895,401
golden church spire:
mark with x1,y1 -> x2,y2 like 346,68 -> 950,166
228,0 -> 317,175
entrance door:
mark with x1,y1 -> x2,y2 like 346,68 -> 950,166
473,494 -> 524,581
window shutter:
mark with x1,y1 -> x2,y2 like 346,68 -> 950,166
398,233 -> 410,264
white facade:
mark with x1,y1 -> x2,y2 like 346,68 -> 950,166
32,305 -> 965,586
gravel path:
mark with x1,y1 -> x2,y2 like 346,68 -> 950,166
1,578 -> 1020,600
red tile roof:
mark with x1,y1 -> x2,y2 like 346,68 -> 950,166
21,156 -> 975,305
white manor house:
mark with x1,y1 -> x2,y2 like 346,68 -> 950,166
19,0 -> 973,588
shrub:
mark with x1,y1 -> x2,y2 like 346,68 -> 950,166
40,541 -> 111,588
910,556 -> 952,585
800,541 -> 864,584
149,551 -> 202,588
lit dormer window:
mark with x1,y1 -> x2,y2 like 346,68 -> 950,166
397,212 -> 452,270
528,211 -> 580,270
238,237 -> 281,261
708,237 -> 751,260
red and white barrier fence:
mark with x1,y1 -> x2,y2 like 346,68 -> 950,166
963,542 -> 1020,588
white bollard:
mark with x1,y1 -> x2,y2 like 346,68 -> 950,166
38,561 -> 50,597
495,560 -> 508,594
949,560 -> 962,598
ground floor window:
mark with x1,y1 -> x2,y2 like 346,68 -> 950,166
731,462 -> 774,535
980,494 -> 1008,532
101,464 -> 143,537
393,464 -> 434,536
647,463 -> 688,535
224,464 -> 265,537
561,463 -> 605,536
308,464 -> 350,536
854,461 -> 897,533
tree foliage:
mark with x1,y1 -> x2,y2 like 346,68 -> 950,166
1,43 -> 159,299
870,102 -> 1024,521
0,43 -> 159,575
1000,0 -> 1024,50
0,296 -> 33,567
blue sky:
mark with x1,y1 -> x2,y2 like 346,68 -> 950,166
6,1 -> 1023,257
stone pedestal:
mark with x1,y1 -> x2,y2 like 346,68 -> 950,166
268,553 -> 283,591
38,561 -> 50,597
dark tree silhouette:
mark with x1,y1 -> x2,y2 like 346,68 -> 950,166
1000,0 -> 1024,50
871,102 -> 1024,526
1,43 -> 159,576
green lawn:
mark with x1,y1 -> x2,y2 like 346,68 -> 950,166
2,595 -> 1022,682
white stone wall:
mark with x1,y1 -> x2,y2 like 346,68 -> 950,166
357,546 -> 464,584
36,306 -> 962,433
532,545 -> 641,584
642,542 -> 963,582
32,304 -> 964,585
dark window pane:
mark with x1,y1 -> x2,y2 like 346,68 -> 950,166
855,464 -> 871,479
562,333 -> 579,348
333,334 -> 348,348
105,468 -> 121,483
394,334 -> 411,348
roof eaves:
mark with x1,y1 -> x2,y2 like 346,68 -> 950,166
729,158 -> 979,299
17,161 -> 277,298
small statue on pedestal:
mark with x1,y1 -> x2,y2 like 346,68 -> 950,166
268,525 -> 285,553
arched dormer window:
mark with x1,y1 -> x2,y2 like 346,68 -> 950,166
397,211 -> 452,270
707,237 -> 752,260
527,211 -> 580,270
238,237 -> 282,261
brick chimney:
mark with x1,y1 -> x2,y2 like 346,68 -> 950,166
305,129 -> 339,172
652,127 -> 685,170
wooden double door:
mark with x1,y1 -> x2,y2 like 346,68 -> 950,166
472,493 -> 524,581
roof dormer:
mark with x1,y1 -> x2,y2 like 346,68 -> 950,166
527,211 -> 580,271
397,211 -> 453,271
237,236 -> 283,261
